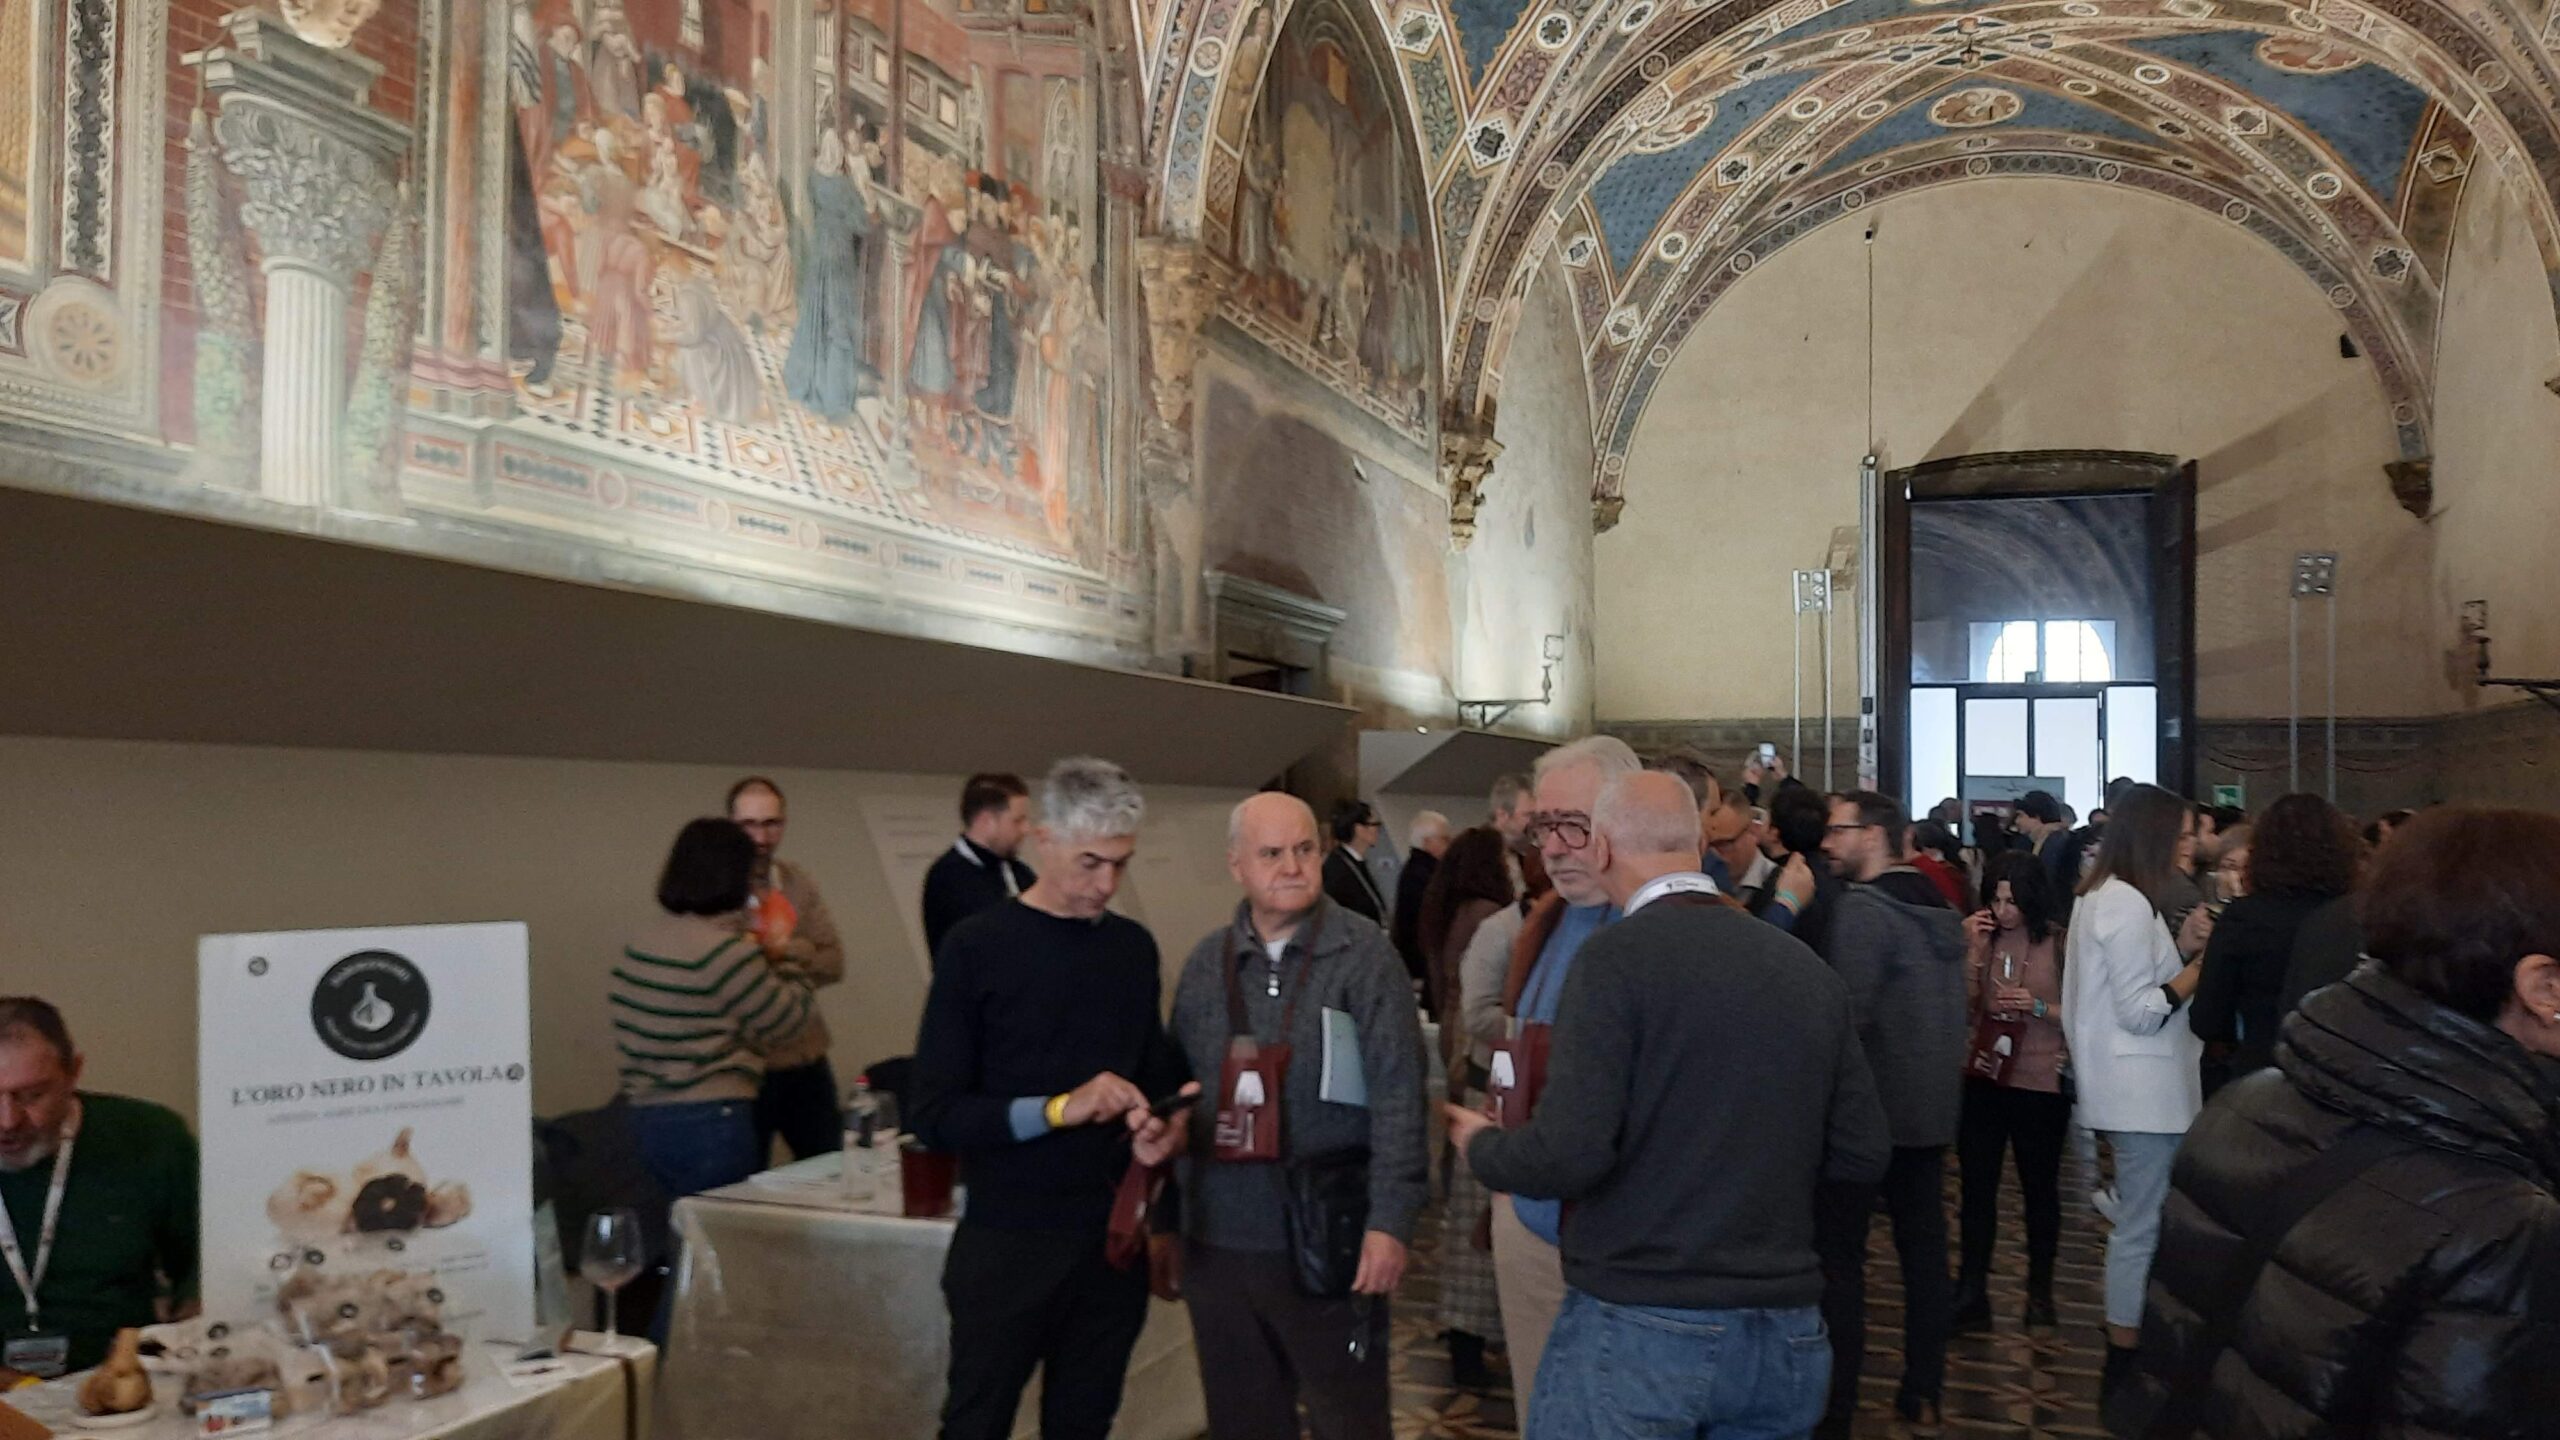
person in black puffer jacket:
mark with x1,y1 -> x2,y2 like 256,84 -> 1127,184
2121,806 -> 2560,1437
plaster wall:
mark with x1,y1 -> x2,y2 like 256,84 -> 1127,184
1,736 -> 1256,1126
2432,168 -> 2560,697
1597,178 -> 2447,727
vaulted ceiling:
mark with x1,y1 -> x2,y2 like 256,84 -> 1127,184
1141,0 -> 2560,509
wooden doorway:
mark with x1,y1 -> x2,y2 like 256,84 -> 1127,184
1876,450 -> 2196,809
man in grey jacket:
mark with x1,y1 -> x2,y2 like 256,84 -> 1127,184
1814,789 -> 1970,1431
1167,792 -> 1429,1440
1449,772 -> 1891,1438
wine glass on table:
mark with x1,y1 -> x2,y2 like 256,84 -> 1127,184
580,1207 -> 646,1339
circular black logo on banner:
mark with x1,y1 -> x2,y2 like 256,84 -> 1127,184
310,950 -> 432,1062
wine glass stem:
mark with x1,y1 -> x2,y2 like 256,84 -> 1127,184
605,1286 -> 619,1339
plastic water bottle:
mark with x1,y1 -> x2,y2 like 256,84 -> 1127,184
842,1076 -> 881,1205
847,1075 -> 881,1149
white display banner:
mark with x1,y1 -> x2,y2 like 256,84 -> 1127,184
196,923 -> 536,1341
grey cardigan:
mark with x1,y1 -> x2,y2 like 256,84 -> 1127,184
1170,898 -> 1430,1250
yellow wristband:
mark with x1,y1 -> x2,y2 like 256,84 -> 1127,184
1044,1093 -> 1072,1129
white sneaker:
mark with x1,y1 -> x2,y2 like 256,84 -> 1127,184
2093,1186 -> 2122,1225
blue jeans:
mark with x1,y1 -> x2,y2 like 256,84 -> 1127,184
627,1097 -> 762,1197
1529,1290 -> 1830,1440
624,1098 -> 759,1343
2101,1130 -> 2183,1330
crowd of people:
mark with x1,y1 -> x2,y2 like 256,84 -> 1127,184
6,747 -> 2557,1437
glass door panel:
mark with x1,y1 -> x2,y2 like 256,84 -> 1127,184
2033,696 -> 2100,817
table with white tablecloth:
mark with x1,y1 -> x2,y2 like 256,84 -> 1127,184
658,1149 -> 1205,1440
0,1332 -> 653,1440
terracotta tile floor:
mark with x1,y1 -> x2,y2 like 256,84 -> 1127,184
1385,1153 -> 2112,1438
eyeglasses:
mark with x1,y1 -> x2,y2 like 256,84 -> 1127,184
1525,813 -> 1593,850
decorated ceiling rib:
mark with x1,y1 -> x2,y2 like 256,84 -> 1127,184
1136,0 -> 2560,522
1409,0 -> 2560,510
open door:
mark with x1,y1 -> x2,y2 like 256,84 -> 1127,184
1878,450 -> 2196,814
1876,468 -> 1913,805
2151,460 -> 2198,797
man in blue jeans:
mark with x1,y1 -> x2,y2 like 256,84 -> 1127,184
1449,772 -> 1891,1438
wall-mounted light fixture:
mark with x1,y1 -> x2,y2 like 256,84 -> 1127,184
1458,633 -> 1568,729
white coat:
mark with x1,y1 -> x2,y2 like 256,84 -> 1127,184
2060,877 -> 2203,1135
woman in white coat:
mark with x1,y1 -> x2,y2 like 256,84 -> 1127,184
2059,784 -> 2213,1400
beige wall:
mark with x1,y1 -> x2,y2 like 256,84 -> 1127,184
1598,178 -> 2448,726
2432,168 -> 2560,693
3,737 -> 1258,1127
1456,259 -> 1600,737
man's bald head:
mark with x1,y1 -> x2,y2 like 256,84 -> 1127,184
1593,771 -> 1708,906
1229,792 -> 1324,930
1229,791 -> 1317,852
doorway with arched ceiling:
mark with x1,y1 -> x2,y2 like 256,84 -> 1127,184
1876,450 -> 2197,836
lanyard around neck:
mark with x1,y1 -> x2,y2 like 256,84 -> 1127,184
1,1098 -> 81,1331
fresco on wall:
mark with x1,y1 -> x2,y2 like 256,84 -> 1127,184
502,0 -> 1110,562
1219,0 -> 1434,444
0,0 -> 31,269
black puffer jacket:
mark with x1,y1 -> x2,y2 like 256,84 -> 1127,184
2127,962 -> 2560,1437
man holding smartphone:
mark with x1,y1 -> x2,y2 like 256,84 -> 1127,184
1163,792 -> 1429,1440
909,758 -> 1193,1440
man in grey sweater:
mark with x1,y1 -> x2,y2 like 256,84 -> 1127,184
1167,792 -> 1429,1440
1814,789 -> 1970,1431
1450,772 -> 1891,1439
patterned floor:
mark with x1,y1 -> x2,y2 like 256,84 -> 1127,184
1386,1150 -> 2113,1438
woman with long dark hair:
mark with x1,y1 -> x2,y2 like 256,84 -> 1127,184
1951,852 -> 2070,1335
2059,784 -> 2206,1398
2189,794 -> 2358,1091
1420,826 -> 1517,1388
2127,809 -> 2560,1432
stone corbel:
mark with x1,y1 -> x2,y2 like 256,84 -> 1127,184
1592,492 -> 1625,533
1134,236 -> 1221,431
2385,456 -> 2433,520
1441,398 -> 1502,550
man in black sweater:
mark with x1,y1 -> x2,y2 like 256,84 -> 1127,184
1451,772 -> 1891,1437
909,758 -> 1192,1440
921,772 -> 1040,961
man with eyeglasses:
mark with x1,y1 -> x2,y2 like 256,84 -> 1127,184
1487,735 -> 1644,1407
1811,791 -> 1969,1433
728,776 -> 849,1162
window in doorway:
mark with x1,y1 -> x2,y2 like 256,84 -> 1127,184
1974,620 -> 2116,684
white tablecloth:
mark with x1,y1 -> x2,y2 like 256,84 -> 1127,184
0,1333 -> 653,1440
658,1149 -> 1205,1440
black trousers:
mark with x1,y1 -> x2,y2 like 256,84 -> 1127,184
940,1222 -> 1152,1440
1814,1144 -> 1952,1431
754,1055 -> 841,1163
1183,1245 -> 1391,1440
1956,1080 -> 2069,1293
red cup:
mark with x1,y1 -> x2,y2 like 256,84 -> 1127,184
899,1142 -> 956,1218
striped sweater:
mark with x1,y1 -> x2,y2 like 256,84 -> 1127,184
612,911 -> 815,1104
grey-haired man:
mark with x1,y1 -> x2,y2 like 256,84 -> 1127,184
909,758 -> 1197,1440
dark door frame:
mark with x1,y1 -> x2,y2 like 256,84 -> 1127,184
1875,449 -> 2198,804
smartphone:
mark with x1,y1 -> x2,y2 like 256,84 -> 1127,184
1148,1089 -> 1202,1120
1757,742 -> 1777,767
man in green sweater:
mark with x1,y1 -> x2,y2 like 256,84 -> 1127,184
0,998 -> 197,1377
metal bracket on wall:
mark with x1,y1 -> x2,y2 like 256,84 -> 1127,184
1457,634 -> 1566,730
2458,600 -> 2560,719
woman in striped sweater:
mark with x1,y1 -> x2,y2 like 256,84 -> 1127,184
613,818 -> 817,1201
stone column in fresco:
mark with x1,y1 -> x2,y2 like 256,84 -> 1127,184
199,12 -> 408,509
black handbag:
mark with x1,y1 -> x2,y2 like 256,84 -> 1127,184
1284,1145 -> 1371,1298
